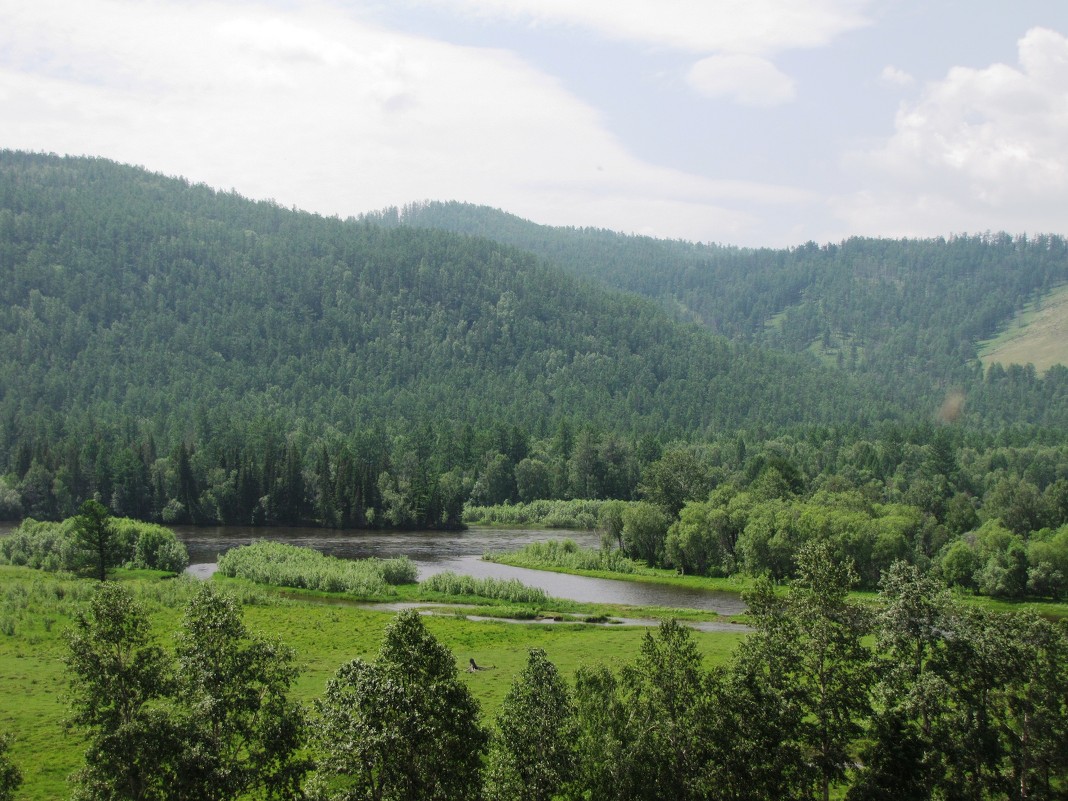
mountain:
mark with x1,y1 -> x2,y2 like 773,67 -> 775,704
0,151 -> 893,442
369,201 -> 1068,426
0,151 -> 926,528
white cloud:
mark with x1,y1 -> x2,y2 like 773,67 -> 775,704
839,27 -> 1068,237
0,0 -> 813,244
687,54 -> 796,106
879,65 -> 914,87
412,0 -> 871,56
415,0 -> 870,109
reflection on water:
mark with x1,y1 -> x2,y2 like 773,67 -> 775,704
172,525 -> 746,615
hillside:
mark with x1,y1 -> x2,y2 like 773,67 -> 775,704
373,201 -> 1068,421
0,151 -> 901,527
979,283 -> 1068,374
0,151 -> 889,437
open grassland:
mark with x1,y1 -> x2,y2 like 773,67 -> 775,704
979,283 -> 1068,373
0,565 -> 744,801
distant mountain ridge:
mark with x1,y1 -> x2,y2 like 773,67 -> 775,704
0,151 -> 891,455
367,200 -> 1068,422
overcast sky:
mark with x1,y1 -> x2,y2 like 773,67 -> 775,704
2,0 -> 1066,247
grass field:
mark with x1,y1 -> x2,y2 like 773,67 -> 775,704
0,565 -> 745,801
979,283 -> 1068,373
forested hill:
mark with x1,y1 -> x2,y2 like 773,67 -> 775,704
371,201 -> 1068,424
0,151 -> 885,447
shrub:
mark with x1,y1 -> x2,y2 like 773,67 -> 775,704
216,541 -> 416,596
420,571 -> 548,604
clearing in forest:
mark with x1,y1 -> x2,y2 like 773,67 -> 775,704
979,283 -> 1068,374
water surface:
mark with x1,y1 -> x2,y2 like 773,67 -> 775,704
172,525 -> 745,615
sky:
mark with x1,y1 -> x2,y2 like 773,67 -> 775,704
1,0 -> 1067,247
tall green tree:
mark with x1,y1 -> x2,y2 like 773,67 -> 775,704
484,648 -> 576,801
313,610 -> 486,801
571,620 -> 715,801
172,585 -> 308,801
739,540 -> 872,801
72,499 -> 119,581
64,583 -> 177,801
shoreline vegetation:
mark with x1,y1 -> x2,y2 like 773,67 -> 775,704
483,537 -> 1068,619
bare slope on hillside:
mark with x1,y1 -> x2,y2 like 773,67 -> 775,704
979,284 -> 1068,374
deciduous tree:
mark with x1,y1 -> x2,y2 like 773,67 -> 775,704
313,610 -> 485,801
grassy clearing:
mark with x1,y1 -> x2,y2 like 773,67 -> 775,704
0,564 -> 745,801
979,283 -> 1068,373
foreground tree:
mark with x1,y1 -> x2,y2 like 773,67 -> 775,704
848,561 -> 947,801
66,583 -> 307,801
738,540 -> 872,801
171,585 -> 308,801
484,648 -> 576,801
313,610 -> 486,801
65,583 -> 176,800
0,733 -> 22,801
572,620 -> 716,801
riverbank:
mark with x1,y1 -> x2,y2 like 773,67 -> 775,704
485,549 -> 1068,620
483,549 -> 753,593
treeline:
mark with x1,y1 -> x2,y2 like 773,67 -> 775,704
30,547 -> 1068,801
384,201 -> 1068,427
6,418 -> 1068,598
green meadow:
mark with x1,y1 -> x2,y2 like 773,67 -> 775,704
0,565 -> 745,801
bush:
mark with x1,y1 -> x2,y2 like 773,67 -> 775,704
463,499 -> 609,529
131,525 -> 190,573
487,539 -> 641,575
216,541 -> 416,596
0,515 -> 188,575
419,571 -> 548,604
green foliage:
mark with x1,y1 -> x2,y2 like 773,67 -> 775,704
0,514 -> 187,575
463,498 -> 609,529
72,500 -> 119,581
171,584 -> 309,801
621,502 -> 670,565
489,538 -> 642,575
738,541 -> 872,800
419,571 -> 548,604
312,610 -> 486,801
64,582 -> 176,800
1,152 -> 897,535
484,648 -> 576,801
390,202 -> 1068,431
216,541 -> 416,596
638,447 -> 713,516
664,501 -> 737,577
5,560 -> 1068,799
0,733 -> 22,801
63,581 -> 307,801
863,563 -> 1068,800
1027,525 -> 1068,599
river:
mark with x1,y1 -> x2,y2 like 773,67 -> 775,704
170,524 -> 746,616
0,520 -> 745,615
